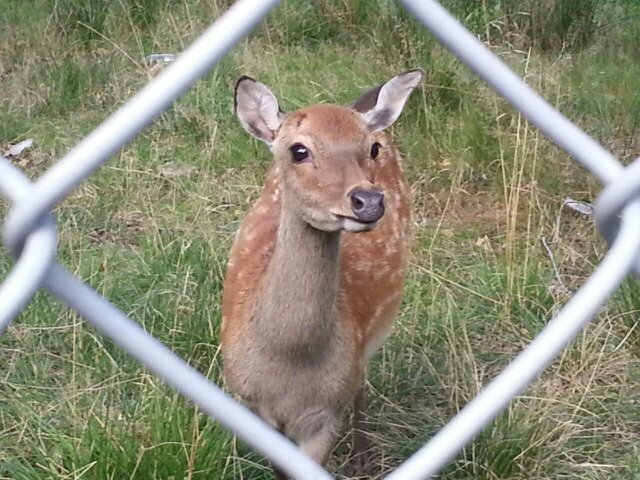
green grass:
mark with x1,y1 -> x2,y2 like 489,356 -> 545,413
1,0 -> 640,478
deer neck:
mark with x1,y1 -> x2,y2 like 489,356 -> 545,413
253,194 -> 341,357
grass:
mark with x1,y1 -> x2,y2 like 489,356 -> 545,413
1,0 -> 640,478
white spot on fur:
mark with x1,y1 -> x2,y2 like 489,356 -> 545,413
365,326 -> 393,360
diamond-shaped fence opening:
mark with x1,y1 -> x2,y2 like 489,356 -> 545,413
1,0 -> 639,478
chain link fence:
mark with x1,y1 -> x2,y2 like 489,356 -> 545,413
1,0 -> 638,478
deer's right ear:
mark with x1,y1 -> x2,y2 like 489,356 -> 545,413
234,76 -> 285,144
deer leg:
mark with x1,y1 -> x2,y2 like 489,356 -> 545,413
351,381 -> 372,474
270,425 -> 336,480
299,423 -> 338,468
272,464 -> 288,480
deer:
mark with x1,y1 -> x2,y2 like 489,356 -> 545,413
220,69 -> 422,478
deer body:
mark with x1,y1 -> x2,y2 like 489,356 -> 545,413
221,72 -> 421,473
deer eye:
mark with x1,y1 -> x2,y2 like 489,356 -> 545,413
370,142 -> 381,160
290,143 -> 309,163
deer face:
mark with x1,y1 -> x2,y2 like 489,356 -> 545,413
270,104 -> 384,232
234,70 -> 422,232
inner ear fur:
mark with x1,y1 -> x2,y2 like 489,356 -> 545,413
350,69 -> 424,132
234,76 -> 285,144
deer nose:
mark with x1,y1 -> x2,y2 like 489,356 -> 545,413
349,189 -> 385,223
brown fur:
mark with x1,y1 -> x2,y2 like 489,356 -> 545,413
221,104 -> 411,470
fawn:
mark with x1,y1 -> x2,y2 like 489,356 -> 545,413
221,70 -> 422,477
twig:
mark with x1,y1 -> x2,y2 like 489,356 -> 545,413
541,236 -> 569,293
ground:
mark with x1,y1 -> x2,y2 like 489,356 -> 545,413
1,0 -> 640,478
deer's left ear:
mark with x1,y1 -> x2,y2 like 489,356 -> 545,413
351,69 -> 423,132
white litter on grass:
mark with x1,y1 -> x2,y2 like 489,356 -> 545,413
562,197 -> 594,217
3,139 -> 34,157
144,53 -> 177,66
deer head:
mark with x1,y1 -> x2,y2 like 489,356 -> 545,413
234,70 -> 422,232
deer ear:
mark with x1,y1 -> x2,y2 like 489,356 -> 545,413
351,69 -> 423,132
234,76 -> 285,144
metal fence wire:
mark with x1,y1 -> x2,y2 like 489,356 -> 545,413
1,0 -> 639,478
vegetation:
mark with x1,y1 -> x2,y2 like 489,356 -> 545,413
1,0 -> 640,478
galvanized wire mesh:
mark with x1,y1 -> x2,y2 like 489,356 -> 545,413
1,0 -> 638,478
